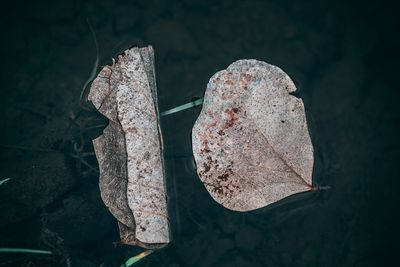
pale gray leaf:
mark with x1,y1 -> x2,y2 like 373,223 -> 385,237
192,60 -> 314,212
89,46 -> 169,248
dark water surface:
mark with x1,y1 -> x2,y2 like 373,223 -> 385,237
0,0 -> 399,266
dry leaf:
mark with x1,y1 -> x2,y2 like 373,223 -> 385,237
192,60 -> 314,212
89,46 -> 169,248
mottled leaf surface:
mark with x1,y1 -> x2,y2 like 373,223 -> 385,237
192,60 -> 314,211
89,46 -> 169,248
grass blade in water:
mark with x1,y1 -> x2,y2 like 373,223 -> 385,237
121,250 -> 153,267
160,98 -> 203,116
0,248 -> 52,255
0,178 -> 11,186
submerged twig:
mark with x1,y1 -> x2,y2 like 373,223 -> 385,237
0,144 -> 55,153
79,18 -> 99,104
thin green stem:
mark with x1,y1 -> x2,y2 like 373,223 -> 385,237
121,250 -> 153,267
0,178 -> 11,186
0,248 -> 52,255
160,98 -> 203,117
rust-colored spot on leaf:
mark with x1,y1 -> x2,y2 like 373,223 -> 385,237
225,79 -> 234,86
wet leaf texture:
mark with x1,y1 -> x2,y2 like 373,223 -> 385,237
192,60 -> 314,211
89,46 -> 169,248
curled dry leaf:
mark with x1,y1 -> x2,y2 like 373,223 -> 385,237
192,60 -> 314,212
89,46 -> 169,248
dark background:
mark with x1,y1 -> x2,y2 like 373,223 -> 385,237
0,0 -> 399,266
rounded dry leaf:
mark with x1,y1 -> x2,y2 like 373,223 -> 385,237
192,60 -> 314,212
